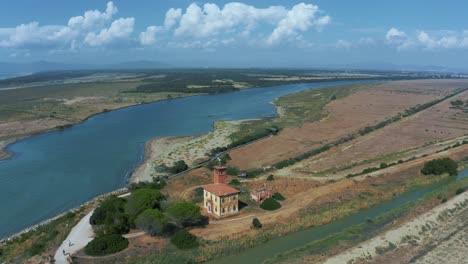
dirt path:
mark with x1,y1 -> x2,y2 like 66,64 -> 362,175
322,192 -> 468,264
54,210 -> 95,264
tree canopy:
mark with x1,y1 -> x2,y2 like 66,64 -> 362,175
421,158 -> 458,176
165,202 -> 202,227
90,196 -> 130,235
135,209 -> 169,236
125,189 -> 165,222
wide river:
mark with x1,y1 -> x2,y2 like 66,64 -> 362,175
0,80 -> 374,239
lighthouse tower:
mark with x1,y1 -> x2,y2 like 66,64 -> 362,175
213,165 -> 227,184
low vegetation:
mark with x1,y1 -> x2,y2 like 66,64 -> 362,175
84,234 -> 129,256
252,218 -> 263,229
135,209 -> 169,236
272,192 -> 285,201
170,230 -> 199,250
260,198 -> 282,211
421,158 -> 458,176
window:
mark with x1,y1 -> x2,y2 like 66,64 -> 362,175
233,205 -> 237,211
215,207 -> 218,212
222,198 -> 225,203
222,208 -> 225,213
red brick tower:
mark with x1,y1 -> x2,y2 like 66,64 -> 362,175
213,165 -> 227,184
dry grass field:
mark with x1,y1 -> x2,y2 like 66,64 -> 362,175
229,80 -> 466,169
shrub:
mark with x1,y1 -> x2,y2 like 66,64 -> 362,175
229,179 -> 241,186
455,188 -> 465,195
260,198 -> 281,211
90,196 -> 130,235
84,234 -> 129,256
380,163 -> 388,169
135,209 -> 169,236
125,189 -> 165,222
170,230 -> 199,250
252,218 -> 262,229
267,175 -> 274,181
165,202 -> 202,228
227,166 -> 239,176
421,158 -> 458,176
272,192 -> 285,201
169,160 -> 188,174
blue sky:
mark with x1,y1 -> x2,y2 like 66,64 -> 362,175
1,0 -> 467,68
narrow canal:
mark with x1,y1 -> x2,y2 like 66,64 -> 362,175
210,169 -> 468,264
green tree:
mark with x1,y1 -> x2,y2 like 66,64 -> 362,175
272,192 -> 285,201
267,175 -> 274,181
170,230 -> 199,250
135,209 -> 169,236
252,218 -> 262,229
84,234 -> 128,256
166,202 -> 202,227
125,189 -> 165,222
260,198 -> 281,211
90,196 -> 130,235
169,160 -> 188,174
421,158 -> 458,176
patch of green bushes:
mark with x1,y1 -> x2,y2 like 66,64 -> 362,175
135,209 -> 169,236
421,158 -> 458,176
260,198 -> 281,211
84,234 -> 129,256
272,192 -> 285,201
252,218 -> 262,229
170,230 -> 199,250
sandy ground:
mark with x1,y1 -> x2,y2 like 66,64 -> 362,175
229,79 -> 468,170
130,120 -> 240,182
322,192 -> 468,264
54,209 -> 95,264
413,226 -> 468,264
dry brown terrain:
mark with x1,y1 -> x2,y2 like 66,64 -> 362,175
229,79 -> 468,170
275,87 -> 468,182
190,145 -> 468,241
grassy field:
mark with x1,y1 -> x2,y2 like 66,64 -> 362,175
228,82 -> 369,143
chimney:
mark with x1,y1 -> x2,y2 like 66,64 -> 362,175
213,165 -> 227,184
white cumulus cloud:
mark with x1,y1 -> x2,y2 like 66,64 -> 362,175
386,28 -> 468,50
85,17 -> 134,46
0,1 -> 134,50
267,3 -> 330,44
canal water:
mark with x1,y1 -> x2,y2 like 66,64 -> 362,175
0,80 -> 373,239
210,169 -> 468,264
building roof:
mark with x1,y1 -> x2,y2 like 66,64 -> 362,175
203,183 -> 239,196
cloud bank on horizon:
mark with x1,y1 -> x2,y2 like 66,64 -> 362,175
0,1 -> 467,67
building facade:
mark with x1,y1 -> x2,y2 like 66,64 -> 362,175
202,166 -> 240,218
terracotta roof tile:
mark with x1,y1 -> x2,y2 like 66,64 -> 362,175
203,183 -> 239,196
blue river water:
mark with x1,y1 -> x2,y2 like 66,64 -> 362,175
0,80 -> 375,239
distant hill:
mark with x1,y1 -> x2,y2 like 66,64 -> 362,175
0,60 -> 171,75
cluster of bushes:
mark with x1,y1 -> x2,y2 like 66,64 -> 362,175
84,234 -> 129,256
347,161 -> 408,178
169,160 -> 189,174
439,140 -> 468,152
170,230 -> 199,249
273,144 -> 331,170
88,182 -> 204,255
252,218 -> 262,229
421,158 -> 458,176
450,100 -> 464,107
272,192 -> 285,201
260,198 -> 281,211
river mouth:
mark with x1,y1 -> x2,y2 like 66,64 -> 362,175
0,80 -> 378,239
208,170 -> 468,264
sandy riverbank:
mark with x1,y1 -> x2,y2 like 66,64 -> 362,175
130,120 -> 242,183
323,192 -> 468,264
